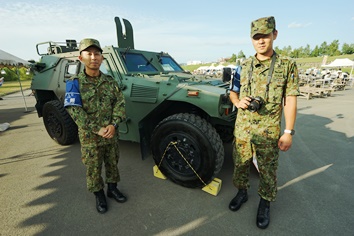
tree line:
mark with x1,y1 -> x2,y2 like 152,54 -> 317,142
228,40 -> 354,62
0,66 -> 32,82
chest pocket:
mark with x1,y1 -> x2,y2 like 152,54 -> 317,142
268,69 -> 286,104
80,84 -> 98,114
99,87 -> 116,109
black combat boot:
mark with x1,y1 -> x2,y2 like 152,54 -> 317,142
107,183 -> 127,203
229,189 -> 248,211
256,198 -> 270,229
94,189 -> 108,214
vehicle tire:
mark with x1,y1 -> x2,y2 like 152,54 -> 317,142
215,124 -> 234,143
42,100 -> 78,145
151,113 -> 224,188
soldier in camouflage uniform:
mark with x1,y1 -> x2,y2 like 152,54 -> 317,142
65,38 -> 127,214
228,16 -> 299,229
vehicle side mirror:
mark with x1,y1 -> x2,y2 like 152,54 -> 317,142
222,67 -> 232,82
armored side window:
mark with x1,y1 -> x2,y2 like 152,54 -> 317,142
101,59 -> 114,77
64,61 -> 81,78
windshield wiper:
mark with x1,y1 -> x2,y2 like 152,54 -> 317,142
146,57 -> 153,66
121,47 -> 131,60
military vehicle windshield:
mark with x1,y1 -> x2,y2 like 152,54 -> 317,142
119,49 -> 184,74
121,52 -> 158,72
158,55 -> 184,72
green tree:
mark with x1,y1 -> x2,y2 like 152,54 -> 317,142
274,46 -> 282,55
228,39 -> 353,60
282,46 -> 292,57
328,40 -> 340,56
319,41 -> 329,56
0,66 -> 31,81
227,53 -> 237,63
290,48 -> 301,58
237,50 -> 246,59
310,46 -> 320,57
342,43 -> 354,54
303,44 -> 311,57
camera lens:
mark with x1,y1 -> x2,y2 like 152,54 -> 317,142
248,96 -> 262,112
248,101 -> 259,112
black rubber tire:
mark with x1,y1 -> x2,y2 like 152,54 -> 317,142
42,100 -> 78,145
151,113 -> 224,188
215,124 -> 234,143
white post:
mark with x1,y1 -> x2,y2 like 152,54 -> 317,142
16,64 -> 28,112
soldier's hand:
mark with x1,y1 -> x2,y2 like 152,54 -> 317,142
100,125 -> 116,139
98,127 -> 107,137
236,97 -> 252,109
278,134 -> 292,151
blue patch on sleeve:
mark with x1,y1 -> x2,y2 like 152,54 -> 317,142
64,79 -> 82,107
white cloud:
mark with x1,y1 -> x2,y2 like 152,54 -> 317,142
0,1 -> 250,62
288,22 -> 312,28
0,2 -> 125,60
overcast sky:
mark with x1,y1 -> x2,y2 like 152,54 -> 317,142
1,0 -> 353,63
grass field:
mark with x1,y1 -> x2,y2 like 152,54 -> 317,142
0,80 -> 32,97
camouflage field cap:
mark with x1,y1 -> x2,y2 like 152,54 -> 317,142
79,38 -> 103,53
250,16 -> 276,38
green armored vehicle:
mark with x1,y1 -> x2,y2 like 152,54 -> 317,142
30,17 -> 236,188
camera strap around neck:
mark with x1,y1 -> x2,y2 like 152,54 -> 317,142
248,52 -> 277,100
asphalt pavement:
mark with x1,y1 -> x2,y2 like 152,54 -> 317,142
0,88 -> 354,236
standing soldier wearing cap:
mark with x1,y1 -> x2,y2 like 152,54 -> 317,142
228,16 -> 299,229
65,38 -> 127,214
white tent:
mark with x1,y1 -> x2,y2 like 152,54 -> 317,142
195,66 -> 209,74
0,49 -> 29,66
0,49 -> 30,111
225,64 -> 236,69
215,65 -> 225,71
321,58 -> 354,78
321,58 -> 354,68
208,65 -> 217,70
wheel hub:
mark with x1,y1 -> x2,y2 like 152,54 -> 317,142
163,135 -> 201,176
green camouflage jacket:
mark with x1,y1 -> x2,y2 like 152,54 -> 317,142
66,71 -> 126,146
235,53 -> 299,140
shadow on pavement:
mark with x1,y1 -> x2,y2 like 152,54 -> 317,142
1,90 -> 353,235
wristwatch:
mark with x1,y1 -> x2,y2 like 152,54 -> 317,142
112,123 -> 118,129
284,129 -> 295,135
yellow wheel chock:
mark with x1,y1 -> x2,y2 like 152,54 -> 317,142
153,165 -> 222,196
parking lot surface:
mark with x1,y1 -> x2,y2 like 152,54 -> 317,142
1,88 -> 354,236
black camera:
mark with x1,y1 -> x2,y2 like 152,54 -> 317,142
247,96 -> 263,112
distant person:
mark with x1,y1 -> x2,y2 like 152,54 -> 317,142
228,16 -> 299,229
323,72 -> 332,82
0,77 -> 10,130
0,77 -> 4,100
64,38 -> 127,214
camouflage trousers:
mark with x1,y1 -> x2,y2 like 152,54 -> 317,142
81,142 -> 121,192
232,138 -> 279,202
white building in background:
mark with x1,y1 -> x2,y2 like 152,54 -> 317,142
186,60 -> 203,65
